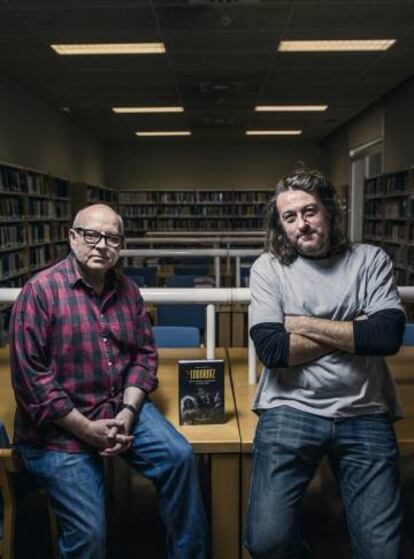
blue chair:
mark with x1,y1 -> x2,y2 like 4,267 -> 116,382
402,323 -> 414,345
153,326 -> 200,348
128,274 -> 145,287
159,276 -> 206,332
165,275 -> 197,288
124,266 -> 157,287
174,265 -> 210,276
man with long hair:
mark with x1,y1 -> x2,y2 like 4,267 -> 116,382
246,168 -> 405,558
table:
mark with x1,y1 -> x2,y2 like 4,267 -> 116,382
228,347 -> 414,558
0,346 -> 241,559
154,348 -> 241,559
0,346 -> 15,440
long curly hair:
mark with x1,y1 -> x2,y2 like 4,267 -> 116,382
264,168 -> 349,265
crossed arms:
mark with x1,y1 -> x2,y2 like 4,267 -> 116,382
250,310 -> 405,369
285,315 -> 356,365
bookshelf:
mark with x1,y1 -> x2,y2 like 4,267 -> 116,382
363,169 -> 414,285
118,189 -> 273,236
0,163 -> 72,343
70,182 -> 118,219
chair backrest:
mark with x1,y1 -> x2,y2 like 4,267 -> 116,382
124,266 -> 157,286
157,304 -> 206,331
153,326 -> 200,348
174,265 -> 210,276
165,275 -> 196,287
128,274 -> 145,287
402,323 -> 414,345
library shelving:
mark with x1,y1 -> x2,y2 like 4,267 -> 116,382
118,189 -> 273,236
70,182 -> 118,219
363,169 -> 414,285
0,162 -> 72,343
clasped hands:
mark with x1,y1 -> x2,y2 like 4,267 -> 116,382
84,408 -> 135,457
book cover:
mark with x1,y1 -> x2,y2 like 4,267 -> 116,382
178,359 -> 225,425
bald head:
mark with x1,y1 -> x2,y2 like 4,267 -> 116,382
72,204 -> 124,235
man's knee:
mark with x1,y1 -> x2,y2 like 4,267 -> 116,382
60,507 -> 106,555
167,437 -> 194,471
245,526 -> 295,558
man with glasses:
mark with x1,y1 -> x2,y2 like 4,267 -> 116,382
9,204 -> 208,559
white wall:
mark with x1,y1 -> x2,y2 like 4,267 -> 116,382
0,74 -> 105,184
384,77 -> 414,172
105,139 -> 325,190
323,77 -> 414,181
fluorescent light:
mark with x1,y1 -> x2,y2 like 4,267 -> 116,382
136,131 -> 191,137
113,107 -> 184,114
255,105 -> 328,112
50,43 -> 166,55
246,130 -> 302,136
278,40 -> 395,52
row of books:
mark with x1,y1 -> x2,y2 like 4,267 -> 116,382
365,171 -> 408,197
119,190 -> 272,205
27,199 -> 70,220
0,224 -> 25,247
29,245 -> 53,269
364,200 -> 382,218
120,205 -> 265,218
87,185 -> 117,204
0,251 -> 26,278
0,166 -> 70,198
384,222 -> 406,242
383,199 -> 407,219
0,197 -> 24,218
125,217 -> 265,231
364,222 -> 383,238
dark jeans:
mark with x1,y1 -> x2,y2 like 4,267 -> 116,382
19,399 -> 209,559
245,406 -> 403,559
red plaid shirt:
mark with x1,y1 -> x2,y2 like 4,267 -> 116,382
10,253 -> 159,452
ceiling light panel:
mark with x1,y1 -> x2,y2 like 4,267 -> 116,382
255,105 -> 328,111
113,107 -> 184,113
246,130 -> 302,136
278,40 -> 396,52
136,131 -> 191,137
50,43 -> 166,55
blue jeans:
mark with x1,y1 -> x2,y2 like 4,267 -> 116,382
245,406 -> 403,559
18,399 -> 209,559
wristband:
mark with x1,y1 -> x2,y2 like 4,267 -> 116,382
120,403 -> 138,417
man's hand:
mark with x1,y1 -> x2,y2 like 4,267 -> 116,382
99,408 -> 136,457
285,314 -> 355,354
82,418 -> 133,451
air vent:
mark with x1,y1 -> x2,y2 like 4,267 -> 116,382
199,81 -> 243,96
189,1 -> 261,5
201,116 -> 237,127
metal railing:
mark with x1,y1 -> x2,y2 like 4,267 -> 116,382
1,286 -> 414,385
121,248 -> 262,287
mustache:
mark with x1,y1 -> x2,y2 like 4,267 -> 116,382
298,225 -> 315,236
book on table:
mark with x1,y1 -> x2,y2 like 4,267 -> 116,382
178,360 -> 225,425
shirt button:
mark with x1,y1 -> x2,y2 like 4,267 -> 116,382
108,360 -> 113,367
111,386 -> 116,395
101,313 -> 104,318
103,337 -> 108,343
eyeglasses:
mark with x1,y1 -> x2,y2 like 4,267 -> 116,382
74,227 -> 124,248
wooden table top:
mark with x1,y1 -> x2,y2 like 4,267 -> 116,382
0,346 -> 15,441
0,347 -> 241,453
228,347 -> 414,451
154,348 -> 240,453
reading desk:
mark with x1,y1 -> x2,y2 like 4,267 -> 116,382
154,348 -> 241,559
0,347 -> 241,559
